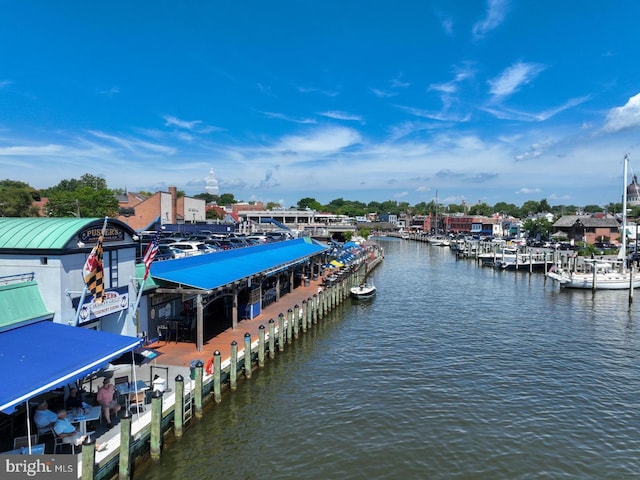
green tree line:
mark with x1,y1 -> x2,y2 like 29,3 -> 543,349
0,175 -> 632,220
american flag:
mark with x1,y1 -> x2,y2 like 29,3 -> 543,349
143,231 -> 161,280
83,234 -> 105,303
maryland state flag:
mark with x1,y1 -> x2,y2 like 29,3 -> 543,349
83,223 -> 106,303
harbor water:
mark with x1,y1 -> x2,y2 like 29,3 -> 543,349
135,238 -> 640,479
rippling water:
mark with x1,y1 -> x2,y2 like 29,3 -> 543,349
135,238 -> 640,480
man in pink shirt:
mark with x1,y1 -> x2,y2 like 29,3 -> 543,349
97,378 -> 121,428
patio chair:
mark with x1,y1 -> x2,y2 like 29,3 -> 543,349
13,434 -> 38,450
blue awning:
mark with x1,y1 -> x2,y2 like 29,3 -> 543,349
0,321 -> 141,413
149,237 -> 328,290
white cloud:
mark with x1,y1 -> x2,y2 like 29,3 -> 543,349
295,85 -> 339,97
0,80 -> 14,89
516,187 -> 541,195
98,86 -> 120,95
319,111 -> 364,123
88,130 -> 177,156
370,87 -> 398,98
472,0 -> 509,41
262,111 -> 317,124
602,92 -> 640,132
484,96 -> 589,122
488,62 -> 546,100
395,104 -> 471,122
0,144 -> 65,156
274,126 -> 361,155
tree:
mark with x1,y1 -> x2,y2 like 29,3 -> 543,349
218,193 -> 236,206
467,202 -> 492,216
297,197 -> 323,211
0,180 -> 40,217
206,208 -> 222,220
194,193 -> 219,204
265,201 -> 281,210
583,204 -> 603,214
523,217 -> 552,240
493,201 -> 520,217
520,200 -> 541,217
43,174 -> 118,217
539,198 -> 551,212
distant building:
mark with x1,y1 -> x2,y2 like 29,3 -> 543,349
116,186 -> 206,231
628,174 -> 640,207
205,168 -> 220,196
551,214 -> 620,244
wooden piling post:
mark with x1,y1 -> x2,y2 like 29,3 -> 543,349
150,390 -> 163,461
318,290 -> 325,318
301,300 -> 308,333
244,332 -> 252,379
293,304 -> 300,338
286,309 -> 293,343
268,319 -> 275,359
174,375 -> 184,439
81,435 -> 96,480
277,314 -> 285,352
258,325 -> 266,367
307,297 -> 313,327
312,294 -> 318,324
117,410 -> 132,479
230,341 -> 238,390
213,350 -> 222,403
194,361 -> 203,419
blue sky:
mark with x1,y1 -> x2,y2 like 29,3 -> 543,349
2,1 -> 640,209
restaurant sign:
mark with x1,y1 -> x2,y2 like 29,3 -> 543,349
78,225 -> 125,244
74,286 -> 129,324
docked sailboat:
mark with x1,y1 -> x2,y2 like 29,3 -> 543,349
547,154 -> 640,289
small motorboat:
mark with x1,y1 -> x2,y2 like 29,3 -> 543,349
350,282 -> 376,299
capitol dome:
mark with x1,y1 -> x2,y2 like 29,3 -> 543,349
628,174 -> 640,207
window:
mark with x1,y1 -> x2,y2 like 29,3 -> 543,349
108,249 -> 119,288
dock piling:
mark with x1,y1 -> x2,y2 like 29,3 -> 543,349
81,434 -> 95,480
213,350 -> 222,403
194,361 -> 203,419
230,341 -> 238,390
118,410 -> 132,479
258,325 -> 266,367
244,332 -> 252,379
268,319 -> 275,358
150,390 -> 163,461
174,375 -> 184,439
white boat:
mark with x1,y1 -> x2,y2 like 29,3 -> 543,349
350,282 -> 377,299
547,154 -> 639,290
547,260 -> 640,289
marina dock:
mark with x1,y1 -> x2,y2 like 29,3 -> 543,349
75,244 -> 384,479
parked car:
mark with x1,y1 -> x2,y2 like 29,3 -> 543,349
139,243 -> 175,262
167,241 -> 210,257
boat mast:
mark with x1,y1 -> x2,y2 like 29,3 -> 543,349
621,154 -> 629,269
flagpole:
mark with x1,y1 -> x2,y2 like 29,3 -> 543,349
130,275 -> 147,327
73,285 -> 89,326
130,230 -> 160,337
76,217 -> 109,326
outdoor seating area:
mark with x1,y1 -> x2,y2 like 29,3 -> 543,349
156,317 -> 195,343
0,363 -> 158,455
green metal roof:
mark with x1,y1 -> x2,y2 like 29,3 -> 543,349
135,263 -> 160,291
0,218 -> 106,249
0,281 -> 54,329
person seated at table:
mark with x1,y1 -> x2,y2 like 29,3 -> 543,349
66,388 -> 84,410
53,410 -> 106,452
54,409 -> 86,446
96,378 -> 121,428
34,400 -> 57,431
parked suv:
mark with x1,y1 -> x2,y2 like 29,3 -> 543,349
167,241 -> 211,258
